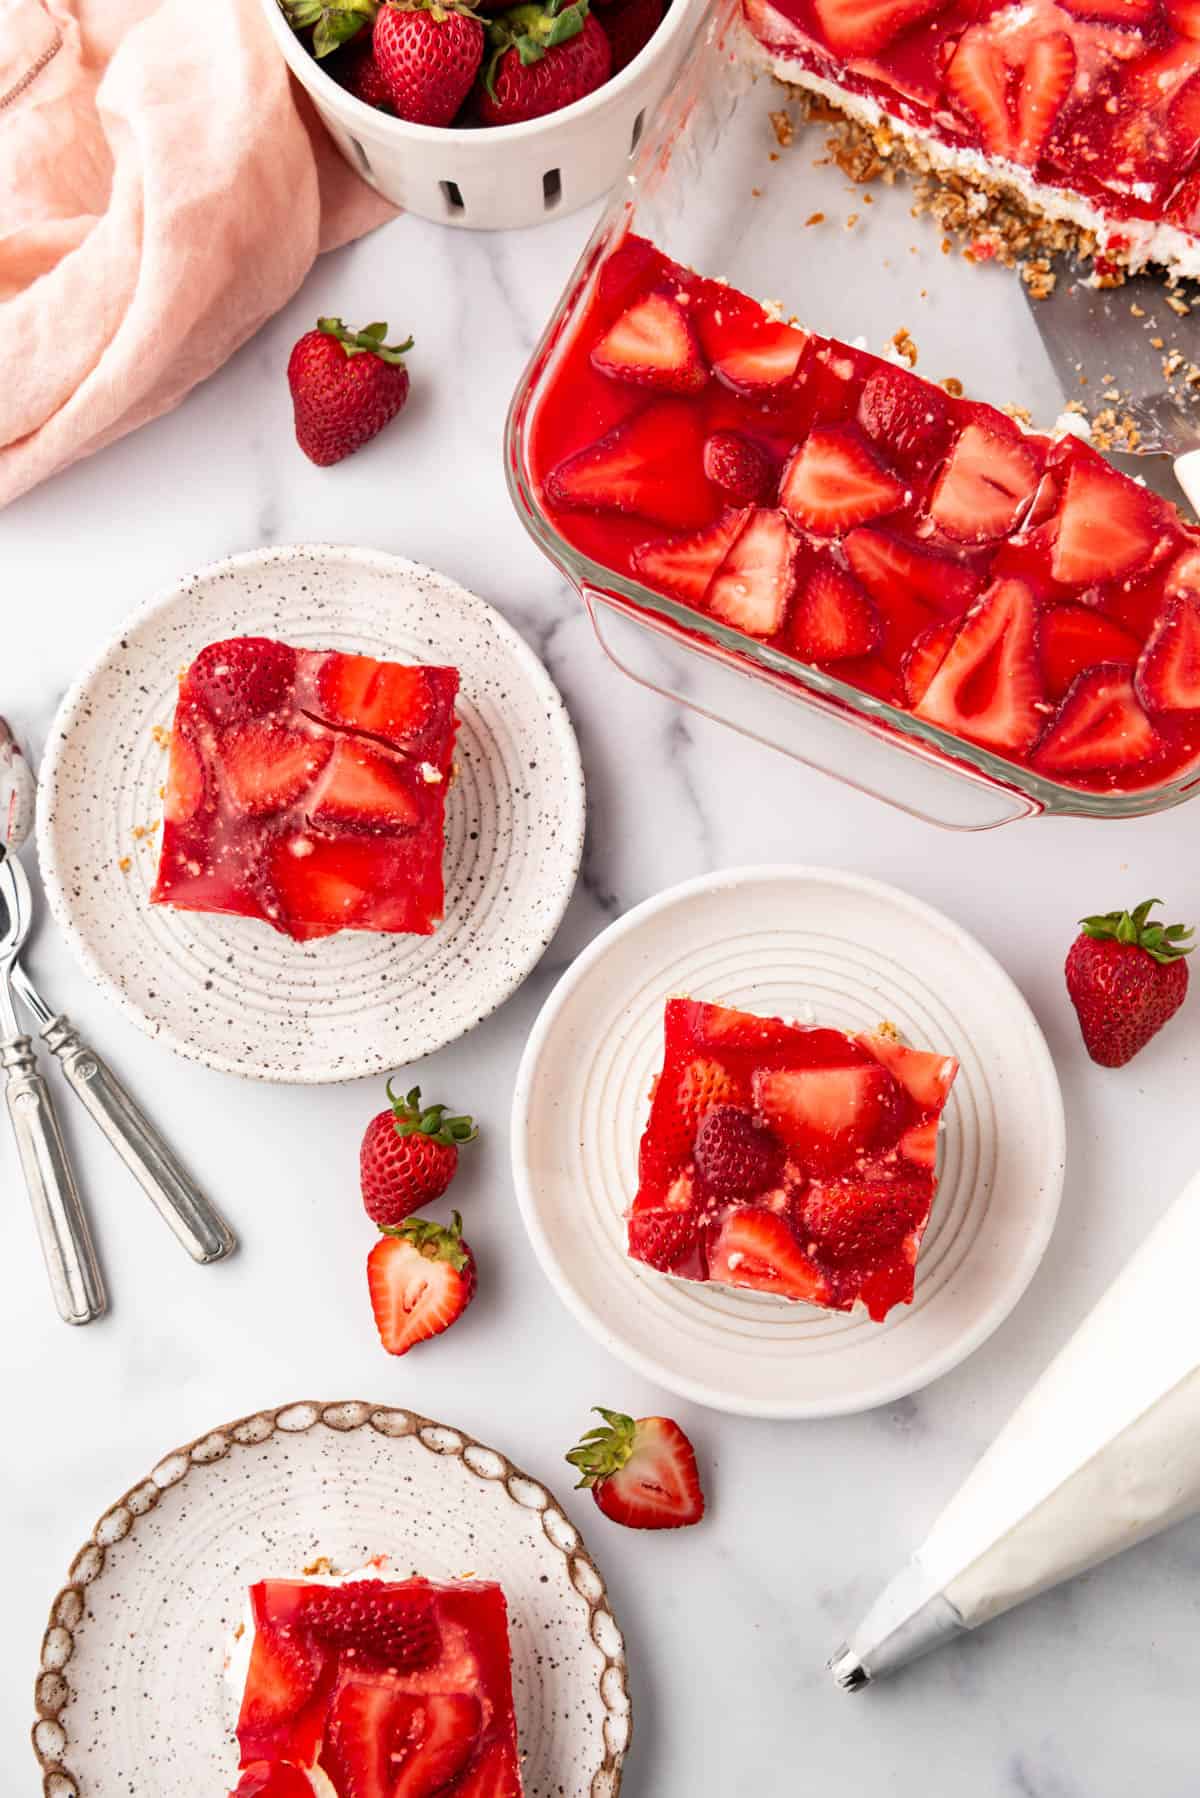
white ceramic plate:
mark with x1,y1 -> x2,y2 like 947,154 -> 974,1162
512,866 -> 1065,1420
32,1400 -> 630,1798
37,546 -> 584,1083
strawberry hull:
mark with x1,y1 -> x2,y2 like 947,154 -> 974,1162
527,235 -> 1200,797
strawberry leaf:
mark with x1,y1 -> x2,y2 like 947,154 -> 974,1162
316,317 -> 414,364
1079,897 -> 1195,965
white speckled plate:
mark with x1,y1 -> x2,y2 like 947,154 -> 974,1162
32,1400 -> 629,1798
37,546 -> 584,1083
512,866 -> 1065,1420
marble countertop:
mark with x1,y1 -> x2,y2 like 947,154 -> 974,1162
4,137 -> 1200,1797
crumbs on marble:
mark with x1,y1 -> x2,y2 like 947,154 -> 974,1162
805,211 -> 825,226
769,108 -> 795,149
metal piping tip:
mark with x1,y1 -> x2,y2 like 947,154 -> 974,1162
829,1646 -> 871,1693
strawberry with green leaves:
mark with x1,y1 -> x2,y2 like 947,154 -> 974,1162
1065,898 -> 1194,1068
566,1408 -> 705,1530
361,1081 -> 477,1226
374,0 -> 485,124
287,317 -> 413,467
478,0 -> 611,124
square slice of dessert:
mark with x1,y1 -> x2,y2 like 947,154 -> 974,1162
742,0 -> 1200,282
531,235 -> 1200,798
628,998 -> 958,1321
229,1574 -> 524,1797
151,637 -> 458,942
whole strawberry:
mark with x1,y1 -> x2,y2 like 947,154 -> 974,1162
332,37 -> 394,110
703,430 -> 774,504
602,0 -> 663,73
1065,897 -> 1193,1068
374,0 -> 484,125
692,1104 -> 783,1198
361,1080 -> 477,1226
478,0 -> 611,125
287,317 -> 412,467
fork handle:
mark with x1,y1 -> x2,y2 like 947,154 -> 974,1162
1,1036 -> 106,1324
1173,449 -> 1200,520
39,1014 -> 236,1265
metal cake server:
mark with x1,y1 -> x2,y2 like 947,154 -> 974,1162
1023,269 -> 1200,515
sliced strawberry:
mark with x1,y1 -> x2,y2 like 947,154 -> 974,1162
780,426 -> 905,535
1061,0 -> 1153,19
707,319 -> 808,393
391,1693 -> 482,1798
185,637 -> 296,724
314,656 -> 457,752
1033,663 -> 1160,776
309,739 -> 421,835
1168,0 -> 1200,36
232,1764 -> 316,1798
1040,605 -> 1141,702
545,401 -> 716,530
268,834 -> 381,938
901,616 -> 959,705
163,726 -> 205,825
567,1409 -> 705,1530
453,1740 -> 523,1797
800,1174 -> 927,1265
753,1063 -> 904,1176
810,0 -> 951,55
708,1208 -> 830,1303
703,430 -> 775,504
236,1624 -> 329,1765
789,561 -> 881,661
1136,592 -> 1200,712
915,577 -> 1045,754
222,725 -> 332,817
1050,457 -> 1162,586
631,511 -> 748,605
367,1213 -> 476,1357
678,998 -> 808,1049
857,366 -> 950,471
627,1208 -> 703,1274
928,421 -> 1038,543
899,1117 -> 941,1167
944,29 -> 1012,156
591,292 -> 708,394
647,1054 -> 742,1175
319,1678 -> 402,1798
844,527 -> 983,615
1015,32 -> 1075,165
857,1032 -> 958,1111
705,508 -> 796,637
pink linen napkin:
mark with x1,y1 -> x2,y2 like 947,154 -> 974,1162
0,0 -> 395,507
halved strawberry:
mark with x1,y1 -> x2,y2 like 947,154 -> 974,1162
591,292 -> 708,394
915,577 -> 1044,754
799,1174 -> 927,1265
780,426 -> 905,535
789,561 -> 881,661
901,616 -> 959,705
1040,605 -> 1142,702
1136,592 -> 1200,712
631,511 -> 748,605
222,725 -> 331,817
545,401 -> 716,530
705,314 -> 808,394
1062,0 -> 1152,19
857,1032 -> 958,1111
857,366 -> 950,470
647,1055 -> 742,1175
810,0 -> 951,55
1049,457 -> 1162,586
703,430 -> 775,504
1033,663 -> 1160,776
705,508 -> 796,637
693,1104 -> 784,1197
301,1582 -> 440,1667
232,1763 -> 316,1798
185,637 -> 297,725
367,1212 -> 476,1357
314,656 -> 457,752
269,833 -> 378,937
627,1208 -> 703,1274
844,527 -> 982,615
236,1624 -> 329,1765
1015,33 -> 1075,165
753,1063 -> 904,1176
566,1408 -> 705,1530
928,421 -> 1038,542
453,1740 -> 523,1797
391,1693 -> 482,1798
708,1208 -> 830,1303
319,1679 -> 402,1798
944,28 -> 1012,156
163,727 -> 205,825
309,739 -> 421,834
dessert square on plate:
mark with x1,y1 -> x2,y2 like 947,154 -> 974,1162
152,637 -> 459,942
628,998 -> 959,1321
231,1574 -> 524,1796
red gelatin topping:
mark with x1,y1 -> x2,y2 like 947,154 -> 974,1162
151,638 -> 458,941
528,235 -> 1200,794
627,998 -> 958,1321
232,1576 -> 523,1797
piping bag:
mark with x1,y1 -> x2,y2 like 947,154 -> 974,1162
831,1169 -> 1200,1689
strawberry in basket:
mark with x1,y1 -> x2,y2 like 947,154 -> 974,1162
373,0 -> 486,125
477,0 -> 611,124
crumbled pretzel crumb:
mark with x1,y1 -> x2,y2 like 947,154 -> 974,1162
769,108 -> 795,149
941,377 -> 964,397
805,210 -> 825,226
889,327 -> 918,368
118,857 -> 131,874
151,724 -> 170,749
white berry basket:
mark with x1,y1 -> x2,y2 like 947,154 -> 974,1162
258,0 -> 707,229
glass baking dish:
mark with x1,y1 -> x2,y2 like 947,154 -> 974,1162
504,0 -> 1200,829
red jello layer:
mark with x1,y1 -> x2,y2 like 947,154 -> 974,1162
233,1576 -> 523,1797
152,638 -> 458,942
743,0 -> 1200,248
628,1000 -> 958,1322
528,235 -> 1200,795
